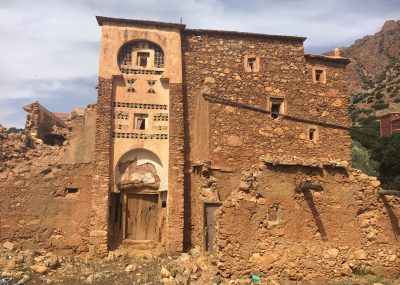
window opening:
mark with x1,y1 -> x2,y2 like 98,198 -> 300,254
309,128 -> 316,141
270,98 -> 284,119
137,52 -> 150,67
314,69 -> 325,82
66,188 -> 79,194
134,114 -> 148,130
247,58 -> 256,72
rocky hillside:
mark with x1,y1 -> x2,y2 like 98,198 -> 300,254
335,20 -> 400,122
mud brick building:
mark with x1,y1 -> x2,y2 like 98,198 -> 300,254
1,16 -> 399,280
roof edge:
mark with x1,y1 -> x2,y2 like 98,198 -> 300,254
96,16 -> 186,30
184,28 -> 306,42
305,53 -> 350,64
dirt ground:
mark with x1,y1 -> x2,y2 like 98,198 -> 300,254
1,245 -> 400,285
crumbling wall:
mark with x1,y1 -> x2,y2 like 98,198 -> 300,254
0,105 -> 96,254
24,102 -> 68,145
182,32 -> 351,250
215,157 -> 400,280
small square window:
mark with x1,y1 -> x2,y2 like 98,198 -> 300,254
313,68 -> 326,83
137,52 -> 150,67
309,128 -> 316,141
270,98 -> 285,119
247,58 -> 256,72
134,114 -> 148,130
244,54 -> 259,72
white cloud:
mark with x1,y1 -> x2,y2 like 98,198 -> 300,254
0,0 -> 398,127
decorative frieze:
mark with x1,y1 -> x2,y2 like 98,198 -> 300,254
113,102 -> 167,110
153,113 -> 169,121
113,132 -> 168,140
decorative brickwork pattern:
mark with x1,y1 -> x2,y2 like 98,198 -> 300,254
90,77 -> 113,256
167,83 -> 185,252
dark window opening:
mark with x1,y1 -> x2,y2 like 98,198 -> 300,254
137,52 -> 150,67
270,99 -> 284,119
113,193 -> 121,224
315,69 -> 324,82
247,58 -> 256,71
162,201 -> 167,208
135,114 -> 148,130
137,119 -> 145,130
66,188 -> 79,194
309,128 -> 316,141
43,134 -> 66,146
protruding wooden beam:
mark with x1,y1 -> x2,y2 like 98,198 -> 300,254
299,181 -> 323,192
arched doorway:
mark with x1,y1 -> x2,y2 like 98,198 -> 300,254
114,149 -> 165,243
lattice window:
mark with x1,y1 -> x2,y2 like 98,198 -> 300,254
118,41 -> 164,71
147,80 -> 156,86
120,68 -> 164,75
113,111 -> 129,120
113,132 -> 168,140
115,124 -> 128,130
118,42 -> 139,66
149,43 -> 164,68
153,113 -> 168,121
113,102 -> 167,110
147,89 -> 156,94
127,78 -> 136,93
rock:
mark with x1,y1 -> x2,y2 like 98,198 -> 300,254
250,252 -> 279,269
331,98 -> 343,107
46,254 -> 59,269
67,233 -> 83,247
125,264 -> 136,272
204,77 -> 216,84
358,173 -> 369,181
17,274 -> 30,285
162,277 -> 176,285
227,135 -> 243,146
2,241 -> 14,251
190,246 -> 201,259
84,274 -> 95,284
323,248 -> 339,259
370,180 -> 381,187
161,266 -> 171,278
30,265 -> 48,274
238,181 -> 251,191
340,262 -> 352,276
175,272 -> 190,285
354,249 -> 367,260
274,128 -> 284,136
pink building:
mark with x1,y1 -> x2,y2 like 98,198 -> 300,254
380,113 -> 400,136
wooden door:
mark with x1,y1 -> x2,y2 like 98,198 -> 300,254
205,203 -> 220,252
126,193 -> 158,240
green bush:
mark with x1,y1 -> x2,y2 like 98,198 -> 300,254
374,92 -> 383,99
352,140 -> 379,177
394,98 -> 400,103
367,97 -> 374,103
371,102 -> 389,110
371,133 -> 400,185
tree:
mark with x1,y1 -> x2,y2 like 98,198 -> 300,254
371,133 -> 400,188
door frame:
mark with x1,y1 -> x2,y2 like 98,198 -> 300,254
121,189 -> 160,242
203,201 -> 222,252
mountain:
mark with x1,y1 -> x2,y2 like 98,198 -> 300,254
331,20 -> 400,122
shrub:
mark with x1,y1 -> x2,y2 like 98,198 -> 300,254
371,102 -> 389,110
371,133 -> 400,185
352,140 -> 379,177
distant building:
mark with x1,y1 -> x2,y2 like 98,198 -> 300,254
380,112 -> 400,136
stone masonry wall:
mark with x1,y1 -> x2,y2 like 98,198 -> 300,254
182,32 -> 352,248
167,83 -> 185,252
215,159 -> 400,280
89,77 -> 113,256
182,33 -> 351,172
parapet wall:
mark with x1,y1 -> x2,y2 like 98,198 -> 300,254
215,157 -> 400,280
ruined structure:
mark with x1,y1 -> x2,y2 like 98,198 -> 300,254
0,16 -> 399,281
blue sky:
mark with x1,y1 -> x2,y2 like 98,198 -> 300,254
0,0 -> 399,127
